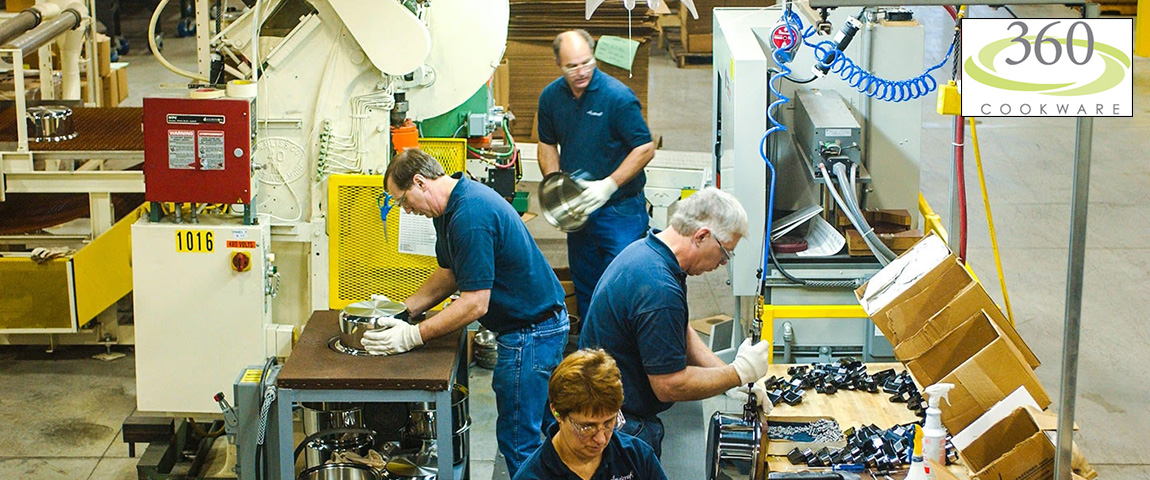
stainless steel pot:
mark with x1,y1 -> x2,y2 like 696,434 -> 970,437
297,463 -> 382,480
705,412 -> 762,480
473,327 -> 497,369
387,453 -> 438,480
538,171 -> 588,232
26,105 -> 76,142
405,384 -> 469,440
302,403 -> 374,467
338,299 -> 407,353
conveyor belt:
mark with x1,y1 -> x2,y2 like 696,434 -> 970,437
0,107 -> 144,151
277,310 -> 463,391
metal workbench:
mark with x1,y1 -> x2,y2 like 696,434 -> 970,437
274,310 -> 468,480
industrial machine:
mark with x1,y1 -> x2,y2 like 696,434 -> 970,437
0,0 -> 133,350
708,2 -> 959,478
713,4 -> 933,363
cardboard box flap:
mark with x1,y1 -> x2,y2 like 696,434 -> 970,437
906,310 -> 1000,387
960,406 -> 1043,472
856,234 -> 950,316
893,283 -> 1040,369
973,431 -> 1056,480
952,387 -> 1043,450
939,339 -> 1051,433
883,258 -> 973,342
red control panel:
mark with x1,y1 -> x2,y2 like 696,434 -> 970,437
143,97 -> 254,204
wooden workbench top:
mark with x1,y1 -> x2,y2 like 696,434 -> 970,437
277,310 -> 462,391
764,363 -> 968,479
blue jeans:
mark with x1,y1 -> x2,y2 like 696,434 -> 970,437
619,411 -> 665,458
493,310 -> 569,477
567,195 -> 649,318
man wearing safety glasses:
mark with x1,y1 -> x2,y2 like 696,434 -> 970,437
537,29 -> 656,325
513,348 -> 668,480
579,188 -> 773,457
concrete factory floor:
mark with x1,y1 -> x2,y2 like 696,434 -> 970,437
2,2 -> 1149,480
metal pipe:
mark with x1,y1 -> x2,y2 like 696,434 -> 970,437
1054,119 -> 1093,480
3,8 -> 82,55
0,10 -> 42,46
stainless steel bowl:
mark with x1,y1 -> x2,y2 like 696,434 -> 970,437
302,403 -> 370,467
705,412 -> 761,480
297,463 -> 382,480
538,171 -> 588,232
26,105 -> 76,142
339,298 -> 407,353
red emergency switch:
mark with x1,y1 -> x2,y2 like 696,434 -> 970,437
231,252 -> 251,272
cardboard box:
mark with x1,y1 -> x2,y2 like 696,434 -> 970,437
919,311 -> 1050,432
689,314 -> 733,351
894,283 -> 1012,362
6,0 -> 35,13
492,58 -> 509,108
959,406 -> 1058,480
682,31 -> 713,53
856,235 -> 1039,369
113,63 -> 129,103
846,228 -> 923,257
100,73 -> 119,107
553,267 -> 578,319
96,34 -> 112,78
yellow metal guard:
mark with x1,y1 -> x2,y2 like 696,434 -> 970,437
327,139 -> 465,309
73,205 -> 144,323
758,303 -> 869,364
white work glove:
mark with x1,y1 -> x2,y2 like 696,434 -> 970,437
730,338 -> 772,384
361,317 -> 424,355
751,376 -> 773,416
572,177 -> 618,215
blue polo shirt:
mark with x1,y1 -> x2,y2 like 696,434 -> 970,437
537,69 -> 652,203
512,423 -> 668,480
579,230 -> 688,418
433,174 -> 565,333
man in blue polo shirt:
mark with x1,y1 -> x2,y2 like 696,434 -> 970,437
364,148 -> 568,477
579,188 -> 773,456
513,348 -> 667,480
537,29 -> 655,321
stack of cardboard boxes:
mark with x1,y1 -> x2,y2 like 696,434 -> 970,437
856,235 -> 1095,480
503,0 -> 656,139
93,34 -> 129,106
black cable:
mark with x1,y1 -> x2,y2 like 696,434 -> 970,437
254,356 -> 277,480
1002,5 -> 1019,18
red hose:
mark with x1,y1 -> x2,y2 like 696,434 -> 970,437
943,5 -> 958,20
954,115 -> 968,261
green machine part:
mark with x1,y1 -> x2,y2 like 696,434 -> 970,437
418,85 -> 491,138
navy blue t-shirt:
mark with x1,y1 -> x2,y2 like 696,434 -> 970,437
537,69 -> 653,202
512,423 -> 668,480
579,230 -> 688,417
433,174 -> 565,333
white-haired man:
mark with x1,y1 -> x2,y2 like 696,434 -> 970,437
578,187 -> 771,456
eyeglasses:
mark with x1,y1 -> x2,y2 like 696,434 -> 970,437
713,234 -> 734,262
567,411 -> 625,440
561,58 -> 597,76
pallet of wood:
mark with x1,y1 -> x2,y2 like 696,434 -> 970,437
664,27 -> 713,68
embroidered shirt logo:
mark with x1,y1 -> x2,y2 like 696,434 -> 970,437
611,473 -> 634,480
586,110 -> 604,117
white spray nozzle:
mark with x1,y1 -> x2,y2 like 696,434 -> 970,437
924,383 -> 955,408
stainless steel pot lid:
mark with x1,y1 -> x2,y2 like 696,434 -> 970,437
343,298 -> 407,319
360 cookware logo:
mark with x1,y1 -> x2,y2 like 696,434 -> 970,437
961,18 -> 1133,117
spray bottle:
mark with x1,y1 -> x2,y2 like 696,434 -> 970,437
921,383 -> 955,468
904,424 -> 928,480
